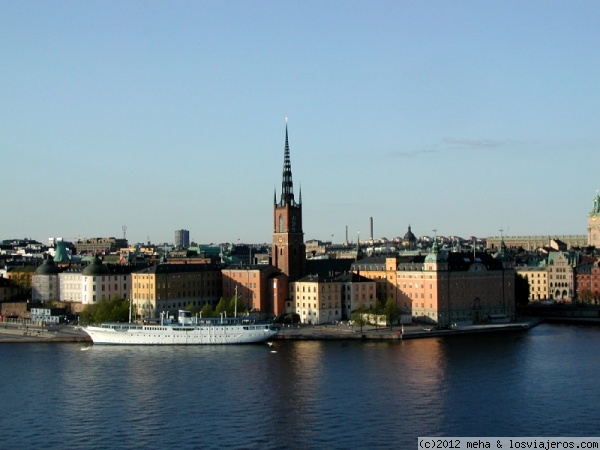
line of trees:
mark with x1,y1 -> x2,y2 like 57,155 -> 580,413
351,298 -> 401,331
79,295 -> 130,324
80,295 -> 249,325
183,296 -> 248,319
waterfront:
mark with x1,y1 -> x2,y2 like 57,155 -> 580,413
1,323 -> 599,449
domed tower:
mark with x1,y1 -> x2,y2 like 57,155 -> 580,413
81,255 -> 111,304
403,225 -> 417,250
424,238 -> 448,271
272,122 -> 306,281
32,254 -> 61,302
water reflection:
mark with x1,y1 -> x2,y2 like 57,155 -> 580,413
3,325 -> 600,450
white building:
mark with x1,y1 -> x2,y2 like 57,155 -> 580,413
81,256 -> 131,304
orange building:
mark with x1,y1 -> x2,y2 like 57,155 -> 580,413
221,265 -> 286,316
353,243 -> 515,326
351,257 -> 399,304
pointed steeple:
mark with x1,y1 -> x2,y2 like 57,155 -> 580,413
279,122 -> 297,207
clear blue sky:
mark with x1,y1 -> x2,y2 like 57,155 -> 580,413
2,1 -> 599,245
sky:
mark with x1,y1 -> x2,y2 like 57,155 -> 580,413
2,1 -> 600,245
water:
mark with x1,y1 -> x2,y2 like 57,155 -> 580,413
1,323 -> 599,449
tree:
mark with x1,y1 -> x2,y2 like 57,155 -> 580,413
184,303 -> 200,315
201,304 -> 215,318
79,295 -> 130,324
228,295 -> 247,317
351,303 -> 367,332
372,299 -> 383,330
215,297 -> 228,316
578,288 -> 593,305
515,273 -> 530,308
9,267 -> 33,299
384,298 -> 400,329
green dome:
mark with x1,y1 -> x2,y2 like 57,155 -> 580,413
82,255 -> 110,276
35,255 -> 61,275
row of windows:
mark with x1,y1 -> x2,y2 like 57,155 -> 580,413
134,282 -> 219,289
293,284 -> 374,293
133,291 -> 219,300
227,272 -> 258,278
85,284 -> 127,292
90,276 -> 128,281
224,282 -> 257,289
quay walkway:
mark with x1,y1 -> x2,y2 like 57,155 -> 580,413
273,318 -> 541,341
0,322 -> 91,343
0,318 -> 542,344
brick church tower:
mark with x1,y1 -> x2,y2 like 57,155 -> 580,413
272,123 -> 306,281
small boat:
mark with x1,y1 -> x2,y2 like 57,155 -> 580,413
83,310 -> 279,345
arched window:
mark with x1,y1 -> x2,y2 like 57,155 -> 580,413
279,215 -> 284,232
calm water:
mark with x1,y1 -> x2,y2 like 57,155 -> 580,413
1,323 -> 599,449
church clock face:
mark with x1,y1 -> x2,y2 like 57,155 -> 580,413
291,215 -> 297,232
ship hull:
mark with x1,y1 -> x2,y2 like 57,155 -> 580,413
84,323 -> 279,345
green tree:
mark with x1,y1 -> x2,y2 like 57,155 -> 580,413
384,298 -> 400,329
184,303 -> 200,315
351,303 -> 367,332
515,273 -> 530,308
228,295 -> 247,317
10,267 -> 34,299
79,295 -> 130,324
215,297 -> 228,316
372,299 -> 383,329
201,304 -> 215,318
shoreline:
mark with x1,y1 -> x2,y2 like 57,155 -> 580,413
273,318 -> 543,341
0,318 -> 546,344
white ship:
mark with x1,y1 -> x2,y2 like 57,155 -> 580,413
83,310 -> 279,345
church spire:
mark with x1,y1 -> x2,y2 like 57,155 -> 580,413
279,122 -> 297,207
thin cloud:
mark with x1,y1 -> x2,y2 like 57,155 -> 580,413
389,148 -> 438,158
389,137 -> 505,158
442,138 -> 504,149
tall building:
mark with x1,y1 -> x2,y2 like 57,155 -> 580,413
272,123 -> 306,281
175,229 -> 190,248
588,191 -> 600,248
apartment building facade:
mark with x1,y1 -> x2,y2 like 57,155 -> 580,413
131,263 -> 222,318
221,265 -> 284,315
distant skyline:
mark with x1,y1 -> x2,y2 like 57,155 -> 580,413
2,1 -> 599,245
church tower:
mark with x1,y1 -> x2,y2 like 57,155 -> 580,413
272,123 -> 306,281
588,191 -> 600,248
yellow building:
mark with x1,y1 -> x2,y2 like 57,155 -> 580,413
588,192 -> 600,248
516,266 -> 549,301
288,273 -> 375,324
350,257 -> 399,304
289,274 -> 341,325
131,263 -> 221,319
